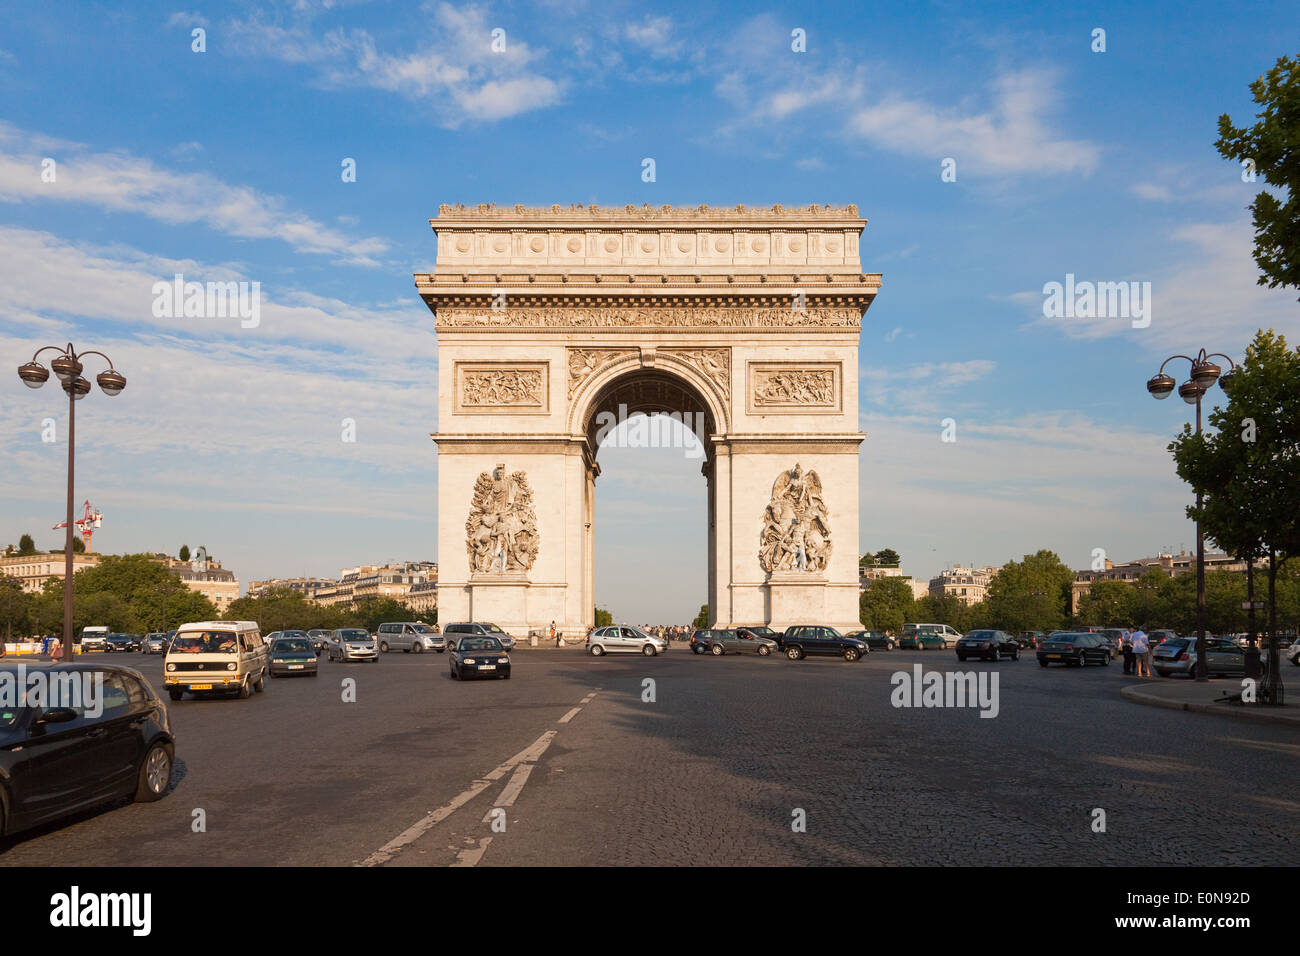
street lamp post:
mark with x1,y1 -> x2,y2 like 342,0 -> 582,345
1146,348 -> 1236,683
17,344 -> 126,661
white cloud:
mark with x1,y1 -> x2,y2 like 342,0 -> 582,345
0,122 -> 389,265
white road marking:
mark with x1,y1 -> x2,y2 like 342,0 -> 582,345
558,707 -> 582,723
451,837 -> 493,867
481,762 -> 537,823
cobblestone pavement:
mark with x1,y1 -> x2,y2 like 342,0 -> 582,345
2,648 -> 1295,866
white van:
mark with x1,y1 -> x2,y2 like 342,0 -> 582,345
80,625 -> 110,653
163,620 -> 268,701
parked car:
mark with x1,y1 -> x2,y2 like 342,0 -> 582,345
847,629 -> 895,650
106,633 -> 141,653
780,626 -> 868,662
1016,631 -> 1045,649
1154,637 -> 1246,678
449,636 -> 511,680
689,629 -> 717,654
164,621 -> 269,700
708,628 -> 779,656
442,622 -> 515,651
1036,632 -> 1111,668
376,621 -> 447,654
738,625 -> 780,644
899,623 -> 953,650
586,625 -> 668,656
1149,629 -> 1179,646
1095,628 -> 1126,660
0,662 -> 174,838
956,629 -> 1021,661
270,636 -> 319,678
326,628 -> 378,663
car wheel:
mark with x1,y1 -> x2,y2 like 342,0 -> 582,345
503,671 -> 511,680
843,648 -> 859,662
786,646 -> 803,661
1101,653 -> 1110,667
168,687 -> 183,701
957,654 -> 966,662
758,645 -> 771,656
1013,649 -> 1021,661
590,644 -> 604,657
1038,659 -> 1048,667
412,643 -> 424,654
238,677 -> 252,699
380,641 -> 389,653
711,644 -> 724,656
692,645 -> 702,654
1077,653 -> 1087,668
254,673 -> 265,692
643,644 -> 657,656
134,741 -> 173,802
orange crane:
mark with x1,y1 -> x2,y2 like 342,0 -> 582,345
53,501 -> 103,553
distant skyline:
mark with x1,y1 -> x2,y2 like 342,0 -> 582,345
2,2 -> 1297,623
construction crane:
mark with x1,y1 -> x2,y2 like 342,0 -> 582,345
52,501 -> 104,553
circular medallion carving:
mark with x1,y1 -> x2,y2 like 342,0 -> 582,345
752,237 -> 767,252
641,237 -> 654,253
530,236 -> 545,252
827,238 -> 841,252
455,238 -> 470,253
714,237 -> 729,253
676,237 -> 691,253
790,239 -> 804,253
567,237 -> 582,253
604,236 -> 619,253
492,237 -> 507,253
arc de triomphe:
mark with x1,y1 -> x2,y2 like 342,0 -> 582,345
418,203 -> 881,637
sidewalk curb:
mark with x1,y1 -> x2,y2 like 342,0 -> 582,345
1120,683 -> 1299,727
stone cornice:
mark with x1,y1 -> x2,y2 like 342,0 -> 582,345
434,202 -> 862,223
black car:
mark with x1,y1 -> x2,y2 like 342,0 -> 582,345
105,633 -> 141,653
270,638 -> 319,678
1037,632 -> 1111,668
955,629 -> 1020,661
1016,631 -> 1044,649
846,629 -> 894,650
780,626 -> 868,662
449,636 -> 511,680
0,662 -> 174,839
689,629 -> 716,654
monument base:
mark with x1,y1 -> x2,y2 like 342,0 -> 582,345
467,572 -> 530,635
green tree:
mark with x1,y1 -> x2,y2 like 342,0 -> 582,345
67,554 -> 218,634
353,597 -> 414,632
859,552 -> 875,568
17,533 -> 36,556
593,607 -> 613,627
1075,579 -> 1135,627
178,544 -> 191,562
692,604 -> 709,628
913,592 -> 968,629
859,577 -> 914,633
1171,329 -> 1300,682
0,573 -> 31,641
986,550 -> 1074,633
873,548 -> 901,567
1216,54 -> 1300,297
71,535 -> 85,554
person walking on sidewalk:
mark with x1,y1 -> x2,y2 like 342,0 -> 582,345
1121,627 -> 1135,674
551,620 -> 559,647
1131,625 -> 1151,678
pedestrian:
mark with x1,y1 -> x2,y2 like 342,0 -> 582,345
551,620 -> 559,647
1121,627 -> 1134,675
1131,624 -> 1150,678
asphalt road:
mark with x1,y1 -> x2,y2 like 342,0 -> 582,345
2,645 -> 1296,866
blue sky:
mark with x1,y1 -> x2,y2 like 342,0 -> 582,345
1,1 -> 1297,623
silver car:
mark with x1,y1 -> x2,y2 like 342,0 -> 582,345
376,621 -> 446,654
586,625 -> 668,657
442,622 -> 515,651
327,627 -> 379,663
142,632 -> 168,655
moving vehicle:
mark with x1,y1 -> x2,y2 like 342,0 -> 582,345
376,621 -> 446,654
689,629 -> 716,654
270,636 -> 319,677
79,626 -> 110,653
780,626 -> 868,662
0,662 -> 174,838
142,632 -> 168,655
449,636 -> 511,680
846,629 -> 895,650
900,623 -> 955,650
956,629 -> 1021,661
586,625 -> 668,656
1036,632 -> 1110,668
1017,631 -> 1045,649
326,628 -> 378,663
306,630 -> 331,655
163,621 -> 268,700
106,633 -> 141,653
708,628 -> 778,656
443,622 -> 516,651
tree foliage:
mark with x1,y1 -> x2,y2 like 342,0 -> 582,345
859,576 -> 914,632
985,550 -> 1074,633
594,607 -> 613,627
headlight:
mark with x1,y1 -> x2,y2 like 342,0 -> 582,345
272,658 -> 285,663
166,662 -> 175,671
464,658 -> 476,664
227,662 -> 236,671
498,657 -> 509,663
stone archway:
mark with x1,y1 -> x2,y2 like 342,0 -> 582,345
418,203 -> 881,637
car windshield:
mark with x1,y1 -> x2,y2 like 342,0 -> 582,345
484,624 -> 505,633
339,630 -> 369,640
460,638 -> 502,652
171,631 -> 238,653
274,639 -> 311,653
414,624 -> 435,634
966,631 -> 995,638
283,631 -> 308,638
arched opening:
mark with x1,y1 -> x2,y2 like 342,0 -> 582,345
577,369 -> 721,627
